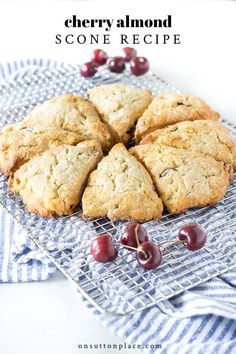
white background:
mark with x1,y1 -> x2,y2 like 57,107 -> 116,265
0,1 -> 236,354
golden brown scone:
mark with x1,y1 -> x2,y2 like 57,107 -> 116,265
23,94 -> 113,150
130,144 -> 233,214
0,122 -> 81,176
135,93 -> 220,141
82,143 -> 163,221
88,83 -> 152,143
9,140 -> 103,217
140,120 -> 236,169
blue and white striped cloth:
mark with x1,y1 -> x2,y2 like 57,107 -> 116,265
0,59 -> 236,354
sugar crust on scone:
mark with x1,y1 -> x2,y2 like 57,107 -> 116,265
140,120 -> 236,169
88,83 -> 152,143
130,144 -> 233,214
135,92 -> 220,141
82,143 -> 163,221
0,122 -> 81,176
9,140 -> 103,217
23,94 -> 113,150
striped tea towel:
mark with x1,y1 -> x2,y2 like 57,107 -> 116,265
0,59 -> 236,354
0,209 -> 56,282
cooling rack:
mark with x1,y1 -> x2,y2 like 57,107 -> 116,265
0,66 -> 236,316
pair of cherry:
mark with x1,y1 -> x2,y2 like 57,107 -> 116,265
81,47 -> 149,77
90,223 -> 207,270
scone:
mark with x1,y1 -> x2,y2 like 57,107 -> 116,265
88,83 -> 152,143
130,144 -> 233,214
9,140 -> 103,217
135,92 -> 220,141
82,143 -> 163,221
23,94 -> 113,150
140,120 -> 236,169
0,122 -> 81,176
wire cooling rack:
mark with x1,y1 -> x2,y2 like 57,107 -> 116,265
0,66 -> 236,316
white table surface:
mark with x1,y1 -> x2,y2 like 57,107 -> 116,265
0,1 -> 236,354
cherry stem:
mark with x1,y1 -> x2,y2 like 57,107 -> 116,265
167,239 -> 187,245
134,224 -> 140,247
113,242 -> 138,252
121,244 -> 137,252
121,244 -> 148,258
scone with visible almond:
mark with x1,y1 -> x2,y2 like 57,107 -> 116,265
135,92 -> 220,141
0,122 -> 81,176
23,94 -> 113,150
140,120 -> 236,169
88,83 -> 152,143
130,144 -> 233,214
82,143 -> 163,221
9,140 -> 103,217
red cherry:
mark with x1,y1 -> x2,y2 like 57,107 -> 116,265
80,62 -> 97,77
91,234 -> 118,262
122,47 -> 137,62
121,223 -> 149,249
130,56 -> 149,76
107,57 -> 125,73
178,224 -> 207,251
136,242 -> 162,270
91,49 -> 108,66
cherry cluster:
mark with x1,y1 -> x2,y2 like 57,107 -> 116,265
80,47 -> 149,78
90,223 -> 207,270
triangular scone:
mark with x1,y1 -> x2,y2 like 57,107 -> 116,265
9,140 -> 103,217
82,143 -> 163,221
0,122 -> 81,176
88,83 -> 152,143
140,120 -> 236,169
135,92 -> 220,141
23,94 -> 113,150
130,144 -> 233,214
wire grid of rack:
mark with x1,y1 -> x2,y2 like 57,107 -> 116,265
0,66 -> 236,316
